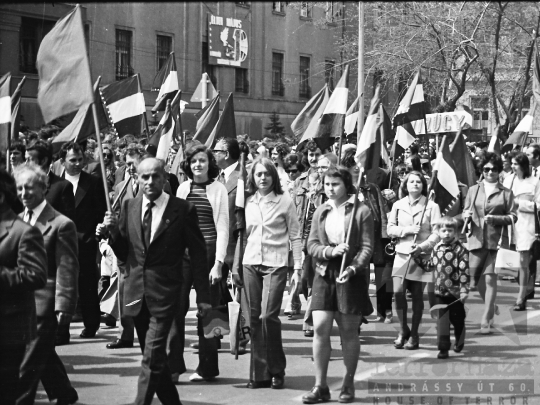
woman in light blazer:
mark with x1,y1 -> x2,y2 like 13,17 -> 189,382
168,144 -> 229,382
464,152 -> 517,334
387,171 -> 441,350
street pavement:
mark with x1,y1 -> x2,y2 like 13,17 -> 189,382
34,278 -> 540,405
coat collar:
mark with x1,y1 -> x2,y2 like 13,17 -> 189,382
73,171 -> 90,207
33,202 -> 56,235
225,165 -> 241,193
0,209 -> 17,243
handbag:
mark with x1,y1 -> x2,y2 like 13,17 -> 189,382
495,216 -> 520,278
530,203 -> 540,261
384,209 -> 399,261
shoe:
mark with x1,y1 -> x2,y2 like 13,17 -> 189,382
480,324 -> 491,334
106,339 -> 133,349
404,336 -> 419,350
302,385 -> 331,404
271,375 -> 285,389
189,372 -> 215,382
100,314 -> 116,327
394,332 -> 410,349
79,328 -> 98,338
190,342 -> 199,349
361,316 -> 369,325
494,304 -> 500,316
384,311 -> 393,324
56,393 -> 78,405
437,350 -> 449,359
55,335 -> 70,346
513,301 -> 526,311
304,330 -> 314,338
453,343 -> 464,353
338,386 -> 355,403
246,380 -> 272,389
171,372 -> 180,383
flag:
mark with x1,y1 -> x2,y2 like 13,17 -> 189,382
151,52 -> 179,113
450,129 -> 477,187
148,100 -> 175,161
0,73 -> 11,151
169,90 -> 187,144
432,137 -> 460,214
344,95 -> 360,136
100,74 -> 146,137
533,38 -> 540,108
486,125 -> 501,155
316,64 -> 349,141
355,84 -> 381,170
393,70 -> 426,128
234,149 -> 248,238
379,104 -> 393,168
36,5 -> 94,124
503,113 -> 533,149
11,76 -> 26,140
390,122 -> 416,161
52,78 -> 109,152
193,94 -> 220,145
291,84 -> 329,139
204,93 -> 236,148
298,86 -> 332,149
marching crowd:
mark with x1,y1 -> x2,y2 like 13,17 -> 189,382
1,131 -> 539,405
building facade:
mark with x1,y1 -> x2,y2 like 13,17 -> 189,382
0,2 -> 344,140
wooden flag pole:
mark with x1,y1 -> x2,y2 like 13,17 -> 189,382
338,167 -> 365,278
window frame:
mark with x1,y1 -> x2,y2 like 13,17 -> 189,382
235,67 -> 249,94
19,16 -> 56,74
272,52 -> 285,96
299,55 -> 311,99
156,34 -> 173,73
115,28 -> 134,81
300,2 -> 313,19
272,2 -> 286,14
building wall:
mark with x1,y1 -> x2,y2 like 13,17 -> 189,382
0,2 -> 341,140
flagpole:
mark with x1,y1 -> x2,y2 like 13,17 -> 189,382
357,1 -> 364,134
137,74 -> 151,140
388,138 -> 398,188
521,102 -> 538,149
202,73 -> 208,108
401,134 -> 448,283
91,76 -> 112,213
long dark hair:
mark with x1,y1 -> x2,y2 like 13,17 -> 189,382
509,151 -> 530,178
322,166 -> 355,195
246,157 -> 283,195
181,144 -> 220,180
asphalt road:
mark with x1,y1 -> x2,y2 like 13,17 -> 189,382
34,278 -> 540,405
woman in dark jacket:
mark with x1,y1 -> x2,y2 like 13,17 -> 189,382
302,166 -> 374,404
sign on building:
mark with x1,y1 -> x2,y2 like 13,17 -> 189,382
208,14 -> 248,67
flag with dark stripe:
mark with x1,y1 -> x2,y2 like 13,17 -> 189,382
432,138 -> 460,214
204,93 -> 236,148
503,113 -> 533,150
148,100 -> 175,161
390,122 -> 416,161
0,73 -> 11,151
316,64 -> 349,143
193,94 -> 220,145
291,84 -> 329,140
344,95 -> 360,136
450,129 -> 478,187
151,52 -> 179,113
355,84 -> 381,170
393,70 -> 426,128
100,74 -> 146,137
297,86 -> 331,150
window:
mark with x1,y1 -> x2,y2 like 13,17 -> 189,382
202,42 -> 218,88
156,35 -> 172,72
325,2 -> 342,23
324,60 -> 335,89
272,52 -> 284,96
235,68 -> 249,93
300,2 -> 313,18
19,17 -> 56,74
116,29 -> 133,81
299,56 -> 311,98
273,2 -> 286,13
471,96 -> 490,130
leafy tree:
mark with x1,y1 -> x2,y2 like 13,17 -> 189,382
264,111 -> 286,139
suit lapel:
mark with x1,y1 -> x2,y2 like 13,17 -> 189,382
34,203 -> 55,236
75,172 -> 90,207
130,196 -> 144,244
151,199 -> 178,245
226,166 -> 241,193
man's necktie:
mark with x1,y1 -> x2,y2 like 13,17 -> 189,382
25,209 -> 33,224
218,171 -> 226,185
133,181 -> 139,196
143,201 -> 155,247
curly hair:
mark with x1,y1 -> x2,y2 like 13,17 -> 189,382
476,151 -> 503,174
340,147 -> 357,169
283,153 -> 305,172
181,144 -> 220,180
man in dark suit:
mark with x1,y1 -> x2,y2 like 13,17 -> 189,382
13,164 -> 79,405
0,169 -> 47,405
98,158 -> 211,405
60,141 -> 107,340
26,140 -> 75,221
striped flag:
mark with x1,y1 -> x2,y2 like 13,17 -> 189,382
297,86 -> 331,149
487,125 -> 501,155
379,104 -> 394,168
169,91 -> 187,144
344,95 -> 360,135
52,78 -> 109,152
148,100 -> 175,161
391,122 -> 416,161
355,84 -> 381,170
100,74 -> 146,137
533,38 -> 540,107
0,73 -> 11,151
36,5 -> 94,124
204,92 -> 236,148
450,129 -> 478,187
316,64 -> 349,142
432,137 -> 460,214
151,52 -> 179,113
193,94 -> 220,145
234,146 -> 248,237
393,70 -> 426,128
291,84 -> 329,139
11,76 -> 26,140
503,113 -> 533,149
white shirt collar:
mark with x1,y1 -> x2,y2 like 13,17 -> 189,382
65,172 -> 81,181
222,161 -> 239,182
142,191 -> 168,210
254,190 -> 279,204
25,199 -> 47,226
327,195 -> 355,211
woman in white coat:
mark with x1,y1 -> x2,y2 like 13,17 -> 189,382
503,151 -> 540,311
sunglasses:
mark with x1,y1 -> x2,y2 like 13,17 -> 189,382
212,149 -> 227,154
483,167 -> 499,173
398,170 -> 407,175
286,169 -> 299,174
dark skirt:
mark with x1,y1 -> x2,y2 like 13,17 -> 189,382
310,257 -> 373,316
